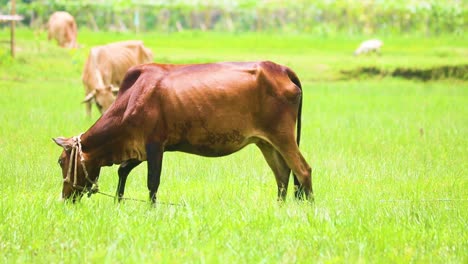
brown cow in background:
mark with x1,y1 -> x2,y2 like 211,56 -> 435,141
81,40 -> 153,117
47,11 -> 77,48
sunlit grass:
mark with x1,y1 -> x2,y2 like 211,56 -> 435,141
0,29 -> 467,263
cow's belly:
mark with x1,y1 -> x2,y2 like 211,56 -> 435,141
165,140 -> 251,157
164,120 -> 257,157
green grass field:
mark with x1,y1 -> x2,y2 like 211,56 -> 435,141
0,28 -> 467,263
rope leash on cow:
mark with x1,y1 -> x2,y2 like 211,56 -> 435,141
64,133 -> 99,196
94,190 -> 186,207
65,134 -> 185,207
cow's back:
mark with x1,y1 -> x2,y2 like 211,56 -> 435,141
82,40 -> 154,92
102,41 -> 153,85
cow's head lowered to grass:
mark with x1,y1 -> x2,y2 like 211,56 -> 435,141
82,85 -> 119,114
53,135 -> 101,202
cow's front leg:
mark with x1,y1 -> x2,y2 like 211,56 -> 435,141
116,159 -> 142,203
146,142 -> 164,204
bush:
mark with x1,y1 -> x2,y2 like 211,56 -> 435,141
1,0 -> 465,36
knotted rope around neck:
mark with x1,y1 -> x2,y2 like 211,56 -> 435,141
64,133 -> 99,197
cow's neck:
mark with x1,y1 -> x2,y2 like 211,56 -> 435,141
91,48 -> 106,88
80,118 -> 147,167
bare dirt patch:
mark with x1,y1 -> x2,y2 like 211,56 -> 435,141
341,64 -> 468,81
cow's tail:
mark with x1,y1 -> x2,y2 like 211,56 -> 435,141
285,67 -> 302,148
285,67 -> 303,196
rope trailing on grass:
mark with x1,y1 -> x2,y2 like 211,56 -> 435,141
95,190 -> 186,207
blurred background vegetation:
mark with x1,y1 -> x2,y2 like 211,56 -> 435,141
1,0 -> 466,36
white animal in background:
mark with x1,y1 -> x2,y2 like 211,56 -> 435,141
354,39 -> 383,56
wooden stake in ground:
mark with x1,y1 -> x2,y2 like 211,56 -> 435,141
0,1 -> 23,58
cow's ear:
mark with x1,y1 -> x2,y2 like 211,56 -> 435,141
53,137 -> 73,151
82,91 -> 96,103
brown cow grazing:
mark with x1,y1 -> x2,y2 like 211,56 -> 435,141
53,61 -> 313,204
47,11 -> 77,48
81,40 -> 153,117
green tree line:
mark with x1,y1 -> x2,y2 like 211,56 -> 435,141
1,0 -> 466,35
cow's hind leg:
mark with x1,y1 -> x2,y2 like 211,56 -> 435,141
116,159 -> 142,202
257,141 -> 291,201
293,172 -> 307,200
146,142 -> 164,204
269,136 -> 313,202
